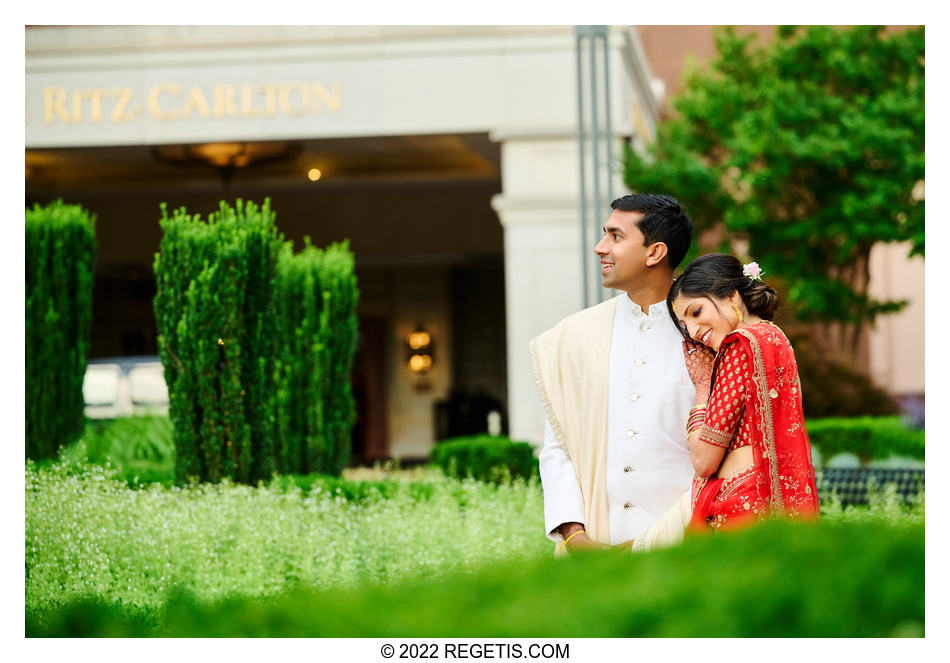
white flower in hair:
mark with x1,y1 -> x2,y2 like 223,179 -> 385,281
743,262 -> 763,281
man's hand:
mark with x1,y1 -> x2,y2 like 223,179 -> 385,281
559,522 -> 607,552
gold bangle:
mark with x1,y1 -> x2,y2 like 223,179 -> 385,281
563,529 -> 585,546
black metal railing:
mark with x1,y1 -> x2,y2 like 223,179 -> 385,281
816,467 -> 924,506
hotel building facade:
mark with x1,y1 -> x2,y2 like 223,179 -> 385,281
25,26 -> 924,460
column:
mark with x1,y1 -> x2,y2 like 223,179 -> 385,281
491,135 -> 586,445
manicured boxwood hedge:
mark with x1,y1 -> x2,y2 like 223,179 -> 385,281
806,416 -> 924,463
154,201 -> 359,483
431,435 -> 538,483
269,472 -> 459,504
72,415 -> 176,487
431,418 -> 923,485
154,200 -> 284,485
26,519 -> 923,637
25,200 -> 96,461
274,238 -> 358,476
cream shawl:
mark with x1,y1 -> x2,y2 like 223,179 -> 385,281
529,296 -> 618,544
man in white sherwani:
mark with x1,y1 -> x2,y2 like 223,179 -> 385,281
532,193 -> 696,553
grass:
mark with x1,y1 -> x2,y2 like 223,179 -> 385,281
25,459 -> 549,627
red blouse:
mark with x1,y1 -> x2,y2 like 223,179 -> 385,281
697,341 -> 754,451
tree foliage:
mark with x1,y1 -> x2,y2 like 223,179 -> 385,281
623,26 -> 924,336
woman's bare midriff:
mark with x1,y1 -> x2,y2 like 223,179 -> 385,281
715,446 -> 754,481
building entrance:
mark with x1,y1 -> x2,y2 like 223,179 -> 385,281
26,133 -> 506,461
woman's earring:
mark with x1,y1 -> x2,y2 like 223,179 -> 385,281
732,302 -> 744,324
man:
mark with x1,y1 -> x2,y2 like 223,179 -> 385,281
531,193 -> 695,552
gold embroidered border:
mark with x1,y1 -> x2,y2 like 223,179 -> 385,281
529,335 -> 569,452
691,476 -> 707,511
698,424 -> 732,448
718,464 -> 756,500
735,327 -> 784,515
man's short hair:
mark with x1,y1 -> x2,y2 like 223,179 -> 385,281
610,194 -> 693,269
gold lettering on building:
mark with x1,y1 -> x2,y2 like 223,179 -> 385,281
312,82 -> 342,113
71,89 -> 84,123
240,84 -> 263,118
44,87 -> 71,124
260,83 -> 280,117
34,81 -> 342,126
278,83 -> 310,117
148,83 -> 180,121
212,84 -> 240,118
83,89 -> 110,123
181,86 -> 212,120
111,88 -> 138,123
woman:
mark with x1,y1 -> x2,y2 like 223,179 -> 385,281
628,254 -> 819,551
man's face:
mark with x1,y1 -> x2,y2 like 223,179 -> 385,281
594,209 -> 650,291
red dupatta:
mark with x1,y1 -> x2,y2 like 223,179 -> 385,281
692,322 -> 820,522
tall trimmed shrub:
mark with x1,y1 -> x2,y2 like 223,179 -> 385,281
153,200 -> 283,484
25,200 -> 96,460
318,240 -> 359,475
274,239 -> 358,475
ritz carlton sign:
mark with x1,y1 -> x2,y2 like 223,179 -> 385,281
32,81 -> 343,125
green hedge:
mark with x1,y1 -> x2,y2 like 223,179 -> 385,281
315,241 -> 359,475
69,416 -> 176,486
274,239 -> 358,476
26,519 -> 923,637
25,200 -> 97,461
432,435 -> 538,483
269,472 -> 454,504
153,200 -> 284,484
807,416 -> 924,463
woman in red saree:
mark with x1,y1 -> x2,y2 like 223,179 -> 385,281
671,253 -> 820,533
627,254 -> 819,551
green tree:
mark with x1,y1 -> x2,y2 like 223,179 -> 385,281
623,26 -> 924,364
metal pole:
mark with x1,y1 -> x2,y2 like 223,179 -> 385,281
576,26 -> 612,307
600,30 -> 615,304
588,31 -> 602,307
576,29 -> 589,309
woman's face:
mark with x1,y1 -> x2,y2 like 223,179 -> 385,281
672,292 -> 740,353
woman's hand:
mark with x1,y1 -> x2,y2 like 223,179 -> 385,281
683,340 -> 715,402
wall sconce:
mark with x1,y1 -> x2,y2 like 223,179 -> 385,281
406,325 -> 434,374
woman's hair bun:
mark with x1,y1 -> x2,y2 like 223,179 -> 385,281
741,280 -> 779,320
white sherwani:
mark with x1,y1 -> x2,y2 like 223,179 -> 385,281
534,294 -> 695,546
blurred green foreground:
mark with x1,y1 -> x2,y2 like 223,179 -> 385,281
27,454 -> 922,637
28,518 -> 922,637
